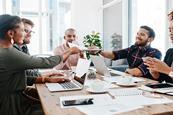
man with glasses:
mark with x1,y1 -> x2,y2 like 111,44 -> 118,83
14,18 -> 35,55
13,18 -> 42,85
13,18 -> 70,104
54,28 -> 84,70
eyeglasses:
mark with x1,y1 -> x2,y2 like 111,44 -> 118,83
24,29 -> 35,35
67,35 -> 76,38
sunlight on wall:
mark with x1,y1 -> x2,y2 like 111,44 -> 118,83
130,0 -> 166,56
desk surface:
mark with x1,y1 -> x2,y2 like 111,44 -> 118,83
36,71 -> 173,115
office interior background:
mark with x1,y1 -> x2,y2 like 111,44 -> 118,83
0,0 -> 173,59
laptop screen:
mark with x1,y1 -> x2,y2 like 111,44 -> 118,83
74,73 -> 86,85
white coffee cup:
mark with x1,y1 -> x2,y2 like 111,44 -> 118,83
119,77 -> 133,84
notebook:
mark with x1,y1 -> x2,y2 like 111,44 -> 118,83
108,88 -> 143,96
90,55 -> 121,77
45,58 -> 91,92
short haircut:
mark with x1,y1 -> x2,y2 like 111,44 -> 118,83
21,18 -> 34,27
65,28 -> 76,35
0,14 -> 22,39
168,10 -> 173,21
140,26 -> 155,38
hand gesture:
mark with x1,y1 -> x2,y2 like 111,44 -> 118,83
69,47 -> 82,54
144,57 -> 171,74
87,45 -> 101,55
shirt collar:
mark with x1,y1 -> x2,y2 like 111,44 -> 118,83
131,44 -> 151,51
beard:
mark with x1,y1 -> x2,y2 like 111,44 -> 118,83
135,40 -> 149,47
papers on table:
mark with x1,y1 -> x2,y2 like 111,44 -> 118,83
115,95 -> 173,107
59,89 -> 173,115
59,94 -> 142,115
77,103 -> 142,115
59,94 -> 113,108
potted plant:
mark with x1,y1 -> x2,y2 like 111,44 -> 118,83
83,31 -> 102,59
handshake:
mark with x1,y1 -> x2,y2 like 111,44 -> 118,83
68,42 -> 102,54
86,46 -> 102,55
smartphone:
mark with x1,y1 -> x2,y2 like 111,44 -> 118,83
146,83 -> 173,89
62,98 -> 94,106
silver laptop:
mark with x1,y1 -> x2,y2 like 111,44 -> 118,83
90,55 -> 120,77
46,58 -> 91,92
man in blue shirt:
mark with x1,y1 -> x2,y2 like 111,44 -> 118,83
99,26 -> 161,79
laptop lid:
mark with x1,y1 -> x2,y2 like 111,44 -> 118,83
90,55 -> 111,76
75,58 -> 91,77
73,73 -> 87,85
71,58 -> 91,86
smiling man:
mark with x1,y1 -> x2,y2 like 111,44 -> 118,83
54,28 -> 84,70
98,26 -> 162,78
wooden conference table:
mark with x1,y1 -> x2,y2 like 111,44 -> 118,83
36,70 -> 173,115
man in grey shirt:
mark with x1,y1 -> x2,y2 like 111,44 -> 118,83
13,18 -> 44,85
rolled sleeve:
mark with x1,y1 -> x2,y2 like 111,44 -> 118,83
138,48 -> 162,76
138,63 -> 148,76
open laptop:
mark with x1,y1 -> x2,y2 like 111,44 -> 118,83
45,58 -> 91,92
90,55 -> 121,77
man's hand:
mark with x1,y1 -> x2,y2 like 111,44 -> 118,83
125,68 -> 143,77
69,47 -> 82,54
41,70 -> 64,78
87,46 -> 101,55
63,47 -> 82,62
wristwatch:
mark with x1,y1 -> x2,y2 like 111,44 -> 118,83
97,50 -> 102,54
168,71 -> 173,78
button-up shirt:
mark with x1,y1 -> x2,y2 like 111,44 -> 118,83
113,45 -> 162,78
53,43 -> 80,70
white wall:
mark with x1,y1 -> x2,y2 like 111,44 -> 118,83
71,0 -> 103,45
103,1 -> 122,50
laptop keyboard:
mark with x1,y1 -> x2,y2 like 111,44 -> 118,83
60,82 -> 79,89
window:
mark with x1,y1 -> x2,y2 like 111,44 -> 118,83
0,0 -> 71,55
129,0 -> 167,55
0,0 -> 3,14
103,0 -> 122,51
